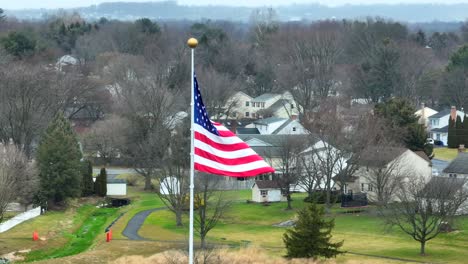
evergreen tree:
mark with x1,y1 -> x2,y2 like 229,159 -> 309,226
456,115 -> 463,148
81,160 -> 94,197
448,117 -> 457,148
283,203 -> 343,259
37,113 -> 82,205
99,168 -> 107,197
94,173 -> 101,196
463,115 -> 468,146
95,168 -> 107,197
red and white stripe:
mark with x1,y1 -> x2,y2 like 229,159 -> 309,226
194,122 -> 275,177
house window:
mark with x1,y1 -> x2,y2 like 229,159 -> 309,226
292,127 -> 296,132
449,173 -> 457,178
436,133 -> 441,140
368,184 -> 373,192
262,102 -> 265,108
361,183 -> 365,191
291,104 -> 295,109
245,101 -> 250,107
260,190 -> 268,196
245,112 -> 250,117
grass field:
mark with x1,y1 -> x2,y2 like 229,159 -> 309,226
433,147 -> 459,161
138,189 -> 468,263
3,184 -> 468,263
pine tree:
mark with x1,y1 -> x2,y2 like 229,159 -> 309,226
95,168 -> 107,197
94,173 -> 101,196
99,168 -> 107,197
283,203 -> 343,259
81,160 -> 94,197
456,115 -> 463,148
448,117 -> 457,148
463,115 -> 468,146
37,113 -> 82,205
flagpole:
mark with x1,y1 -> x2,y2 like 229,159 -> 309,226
187,37 -> 198,264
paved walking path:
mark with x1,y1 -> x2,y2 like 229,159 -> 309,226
122,208 -> 166,240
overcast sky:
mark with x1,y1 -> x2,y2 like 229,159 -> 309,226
2,0 -> 468,10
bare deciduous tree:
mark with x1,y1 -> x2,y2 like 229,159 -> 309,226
157,121 -> 190,226
382,175 -> 468,255
0,63 -> 63,158
196,67 -> 240,121
106,55 -> 179,190
194,174 -> 231,250
271,136 -> 304,210
277,27 -> 342,118
0,143 -> 38,222
82,115 -> 129,166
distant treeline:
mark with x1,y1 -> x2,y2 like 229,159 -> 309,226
5,1 -> 468,25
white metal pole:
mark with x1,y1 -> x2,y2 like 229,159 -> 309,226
189,47 -> 195,264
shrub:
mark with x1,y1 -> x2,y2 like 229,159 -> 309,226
304,191 -> 342,204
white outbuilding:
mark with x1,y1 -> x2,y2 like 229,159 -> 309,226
107,179 -> 127,196
251,180 -> 286,203
160,177 -> 180,195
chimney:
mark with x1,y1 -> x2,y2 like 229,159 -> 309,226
450,106 -> 457,121
291,114 -> 298,120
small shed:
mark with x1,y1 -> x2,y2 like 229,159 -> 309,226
107,179 -> 127,196
251,180 -> 286,203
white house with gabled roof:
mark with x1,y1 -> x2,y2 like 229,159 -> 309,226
429,106 -> 465,145
244,117 -> 307,135
224,91 -> 254,119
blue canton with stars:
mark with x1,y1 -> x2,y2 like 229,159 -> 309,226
194,75 -> 219,136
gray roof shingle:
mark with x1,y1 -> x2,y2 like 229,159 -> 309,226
254,180 -> 281,189
236,128 -> 260,134
252,93 -> 280,102
429,109 -> 451,119
431,125 -> 448,133
443,152 -> 468,174
253,117 -> 286,125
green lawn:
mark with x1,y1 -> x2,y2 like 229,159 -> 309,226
138,190 -> 468,263
3,183 -> 468,263
434,147 -> 459,161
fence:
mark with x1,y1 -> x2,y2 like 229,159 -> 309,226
217,178 -> 256,190
0,207 -> 41,233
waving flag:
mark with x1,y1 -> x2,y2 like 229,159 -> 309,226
193,75 -> 275,177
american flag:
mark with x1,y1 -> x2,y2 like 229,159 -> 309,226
193,75 -> 275,177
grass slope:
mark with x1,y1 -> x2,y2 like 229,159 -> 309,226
25,205 -> 119,262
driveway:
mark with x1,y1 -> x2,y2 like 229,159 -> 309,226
432,159 -> 449,176
122,208 -> 165,240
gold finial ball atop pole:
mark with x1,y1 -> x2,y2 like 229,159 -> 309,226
187,38 -> 198,49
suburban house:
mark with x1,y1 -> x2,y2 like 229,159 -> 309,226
223,91 -> 299,120
225,91 -> 253,119
428,106 -> 465,145
251,92 -> 299,119
338,147 -> 432,202
414,103 -> 438,130
251,180 -> 287,203
243,117 -> 307,135
442,152 -> 468,178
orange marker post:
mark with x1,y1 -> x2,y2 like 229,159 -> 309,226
32,231 -> 38,241
106,232 -> 111,242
